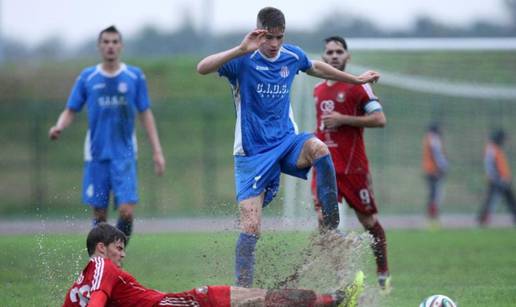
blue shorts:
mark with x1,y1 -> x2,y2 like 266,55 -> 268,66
234,133 -> 313,207
82,159 -> 138,209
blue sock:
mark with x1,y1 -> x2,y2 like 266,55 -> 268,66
314,154 -> 339,230
235,232 -> 258,287
116,218 -> 133,241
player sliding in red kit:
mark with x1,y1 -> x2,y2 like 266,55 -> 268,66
63,223 -> 365,307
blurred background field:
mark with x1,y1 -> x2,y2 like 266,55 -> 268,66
1,50 -> 515,218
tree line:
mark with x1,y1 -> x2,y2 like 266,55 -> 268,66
4,0 -> 516,61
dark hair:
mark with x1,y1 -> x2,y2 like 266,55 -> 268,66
490,129 -> 506,145
86,223 -> 127,256
257,7 -> 285,30
98,25 -> 122,43
428,121 -> 441,134
324,36 -> 348,50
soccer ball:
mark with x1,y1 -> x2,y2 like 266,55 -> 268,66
419,294 -> 457,307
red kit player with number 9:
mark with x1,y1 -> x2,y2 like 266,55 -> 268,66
311,36 -> 391,293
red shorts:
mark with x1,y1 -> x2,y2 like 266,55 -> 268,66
157,286 -> 230,307
312,170 -> 378,215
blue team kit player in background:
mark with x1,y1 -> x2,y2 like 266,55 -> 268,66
197,7 -> 380,287
49,26 -> 166,242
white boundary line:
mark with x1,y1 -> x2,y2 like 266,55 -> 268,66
0,214 -> 513,234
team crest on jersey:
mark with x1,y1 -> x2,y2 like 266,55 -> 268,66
336,92 -> 346,103
118,82 -> 128,93
280,66 -> 289,78
320,99 -> 335,113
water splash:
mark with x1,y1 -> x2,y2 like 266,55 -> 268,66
35,214 -> 86,304
255,230 -> 382,306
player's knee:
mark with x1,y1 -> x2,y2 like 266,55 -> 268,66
118,207 -> 134,221
311,139 -> 330,160
304,138 -> 329,161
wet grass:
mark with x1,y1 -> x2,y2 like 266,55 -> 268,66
1,228 -> 515,306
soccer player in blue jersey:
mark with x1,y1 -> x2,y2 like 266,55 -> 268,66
49,26 -> 166,241
197,7 -> 380,287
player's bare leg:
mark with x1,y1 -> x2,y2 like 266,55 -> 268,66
298,138 -> 339,230
236,193 -> 264,287
355,211 -> 390,293
230,271 -> 364,307
117,203 -> 135,241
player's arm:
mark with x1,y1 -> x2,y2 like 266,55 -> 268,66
88,291 -> 108,307
49,108 -> 76,140
322,110 -> 386,129
139,110 -> 165,176
306,60 -> 380,84
197,29 -> 267,74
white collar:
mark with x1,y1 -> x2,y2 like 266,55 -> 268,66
258,50 -> 281,62
97,63 -> 126,78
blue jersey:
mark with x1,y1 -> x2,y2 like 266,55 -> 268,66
218,44 -> 312,156
67,63 -> 150,161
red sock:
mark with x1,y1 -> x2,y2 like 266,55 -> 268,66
314,294 -> 335,307
366,222 -> 389,274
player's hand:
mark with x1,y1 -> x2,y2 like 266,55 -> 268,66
357,70 -> 380,84
239,29 -> 267,53
153,152 -> 166,176
322,112 -> 347,129
48,126 -> 62,140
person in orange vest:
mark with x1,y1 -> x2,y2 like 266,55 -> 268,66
422,122 -> 449,223
478,129 -> 516,226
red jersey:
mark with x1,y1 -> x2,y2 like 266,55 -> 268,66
313,81 -> 379,175
62,256 -> 166,307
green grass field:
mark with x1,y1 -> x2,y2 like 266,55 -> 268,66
1,228 -> 515,306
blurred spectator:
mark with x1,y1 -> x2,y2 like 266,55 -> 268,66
422,122 -> 448,224
478,129 -> 516,226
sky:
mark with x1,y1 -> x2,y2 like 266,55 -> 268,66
2,0 -> 511,47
